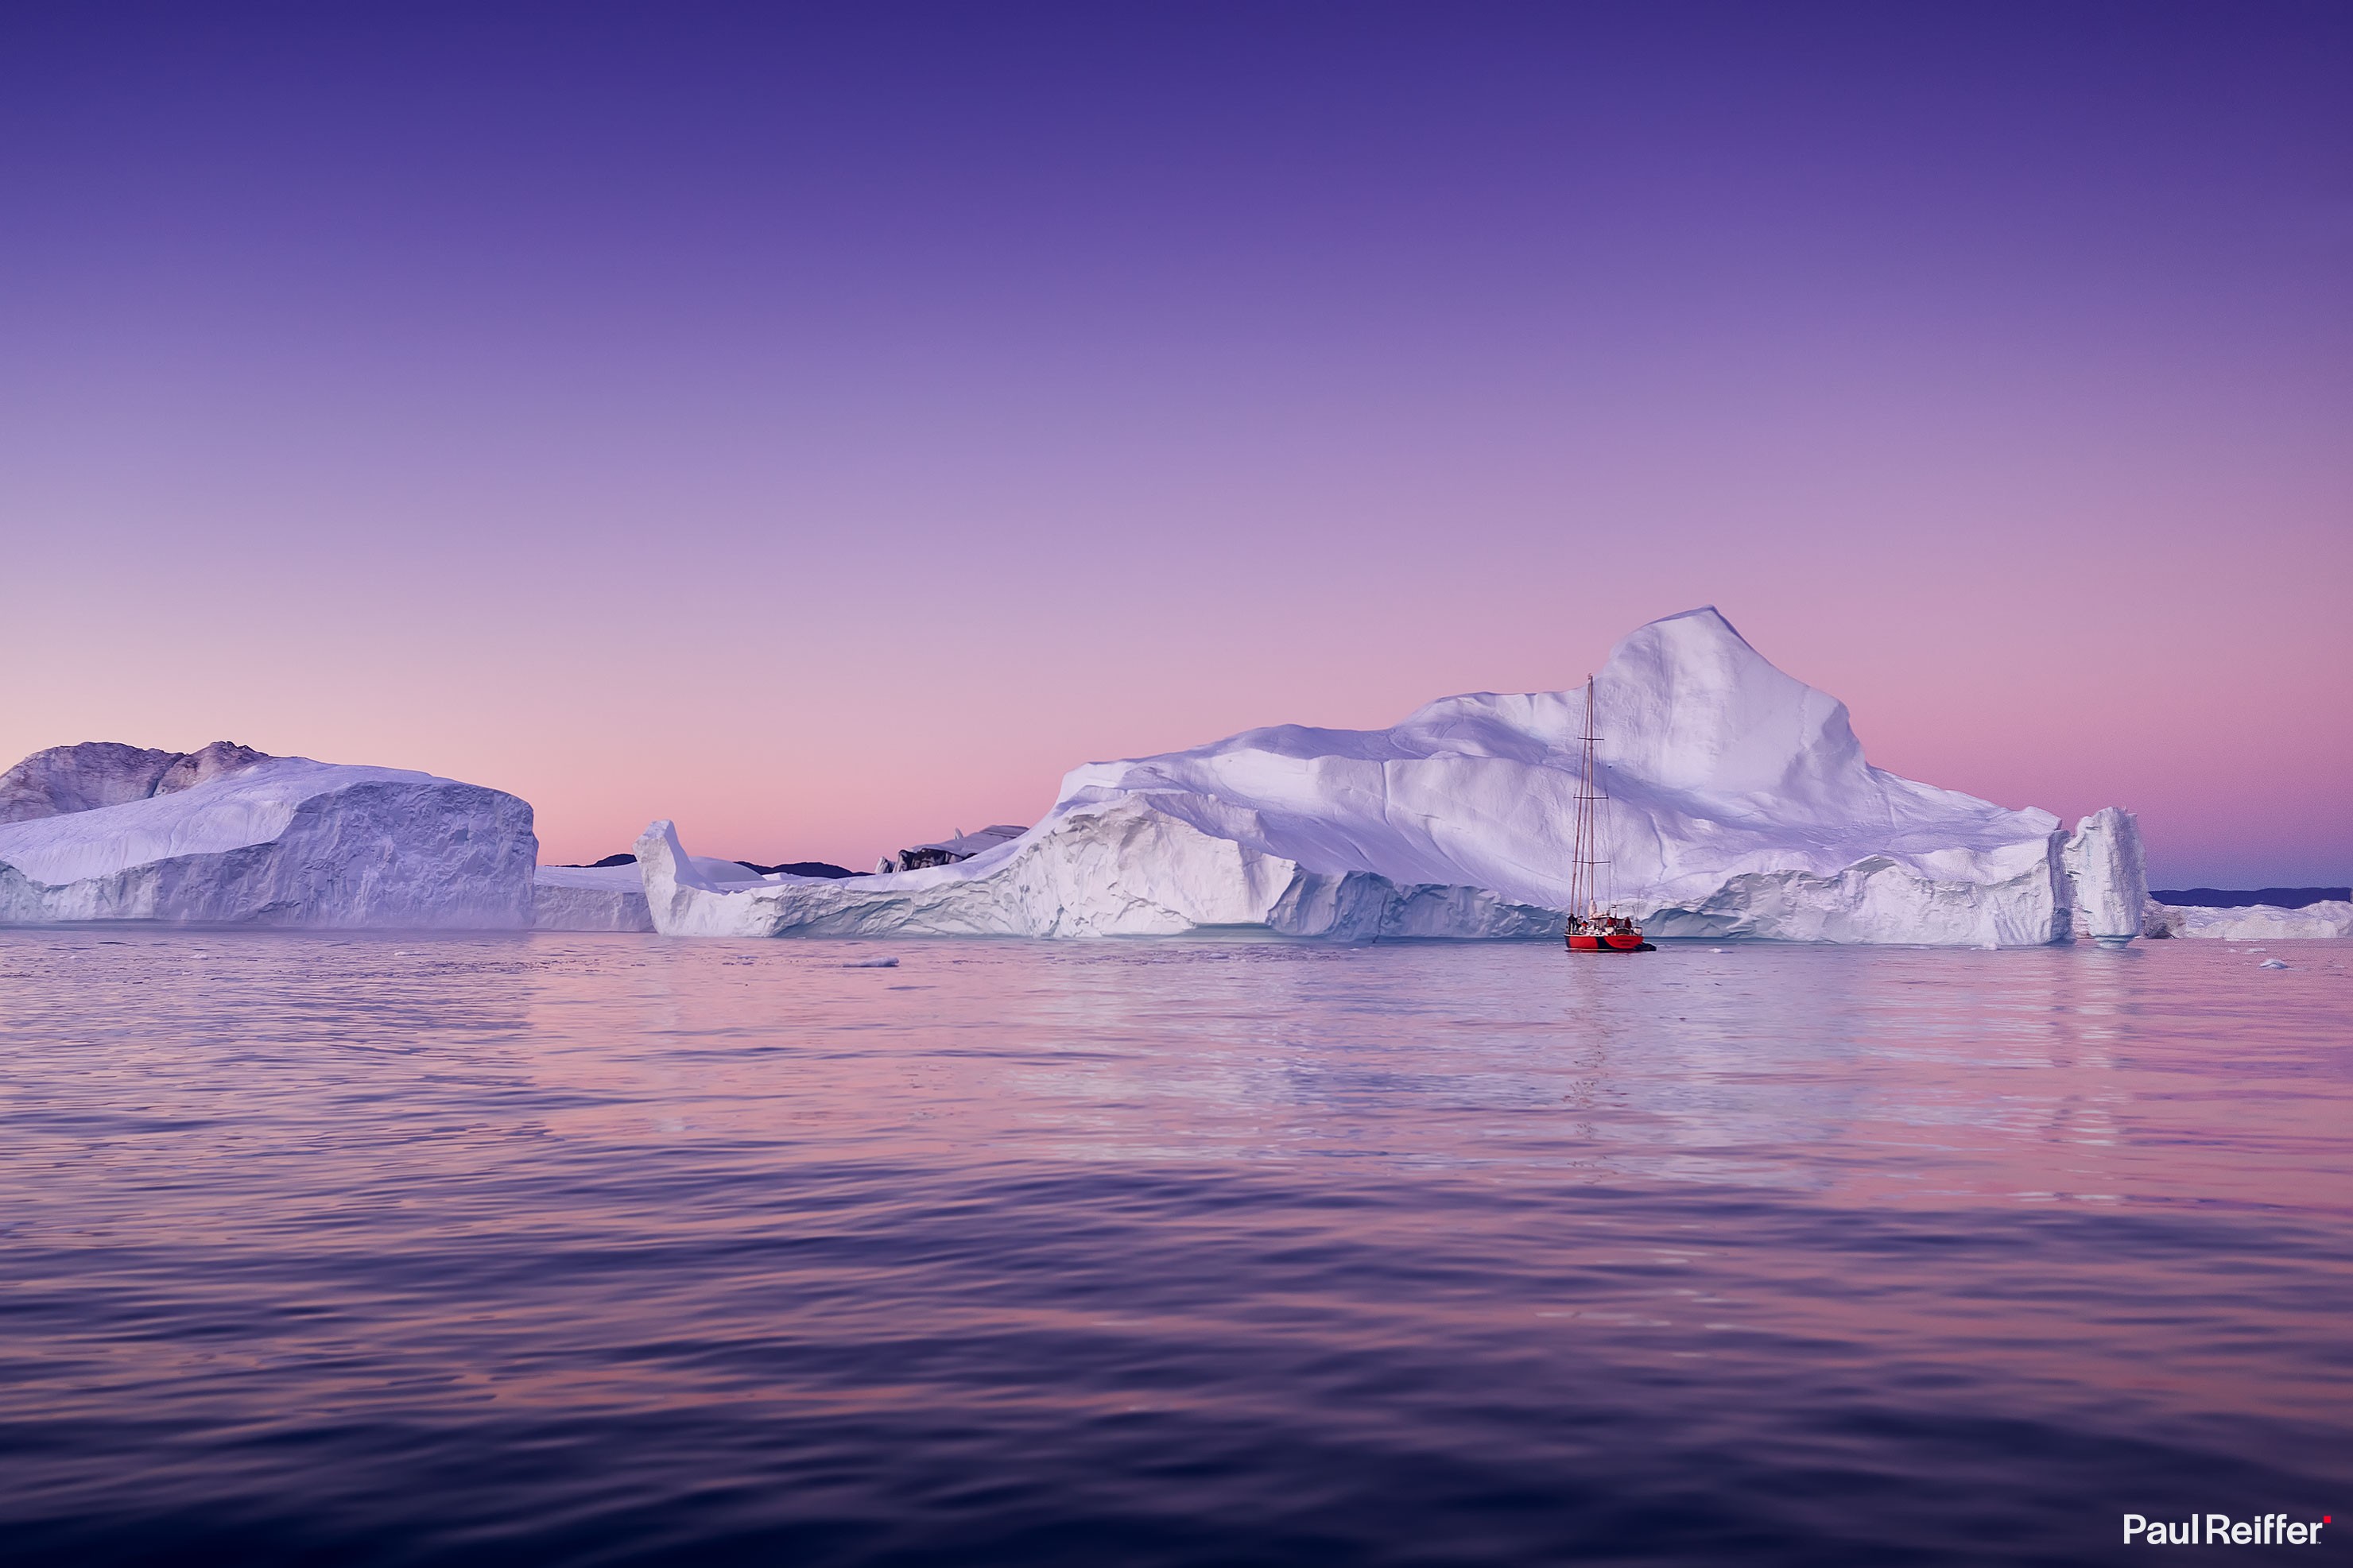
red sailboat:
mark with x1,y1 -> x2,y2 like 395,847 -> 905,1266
1565,675 -> 1654,954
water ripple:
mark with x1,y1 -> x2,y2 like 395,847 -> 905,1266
1,929 -> 2347,1564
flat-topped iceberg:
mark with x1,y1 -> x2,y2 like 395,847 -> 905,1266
2145,900 -> 2353,941
0,748 -> 536,928
639,608 -> 2142,944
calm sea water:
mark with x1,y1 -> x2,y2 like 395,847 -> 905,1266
1,929 -> 2347,1566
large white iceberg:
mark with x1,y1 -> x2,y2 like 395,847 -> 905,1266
0,746 -> 536,928
638,608 -> 2140,945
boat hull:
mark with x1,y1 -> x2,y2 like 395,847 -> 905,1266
1566,932 -> 1653,953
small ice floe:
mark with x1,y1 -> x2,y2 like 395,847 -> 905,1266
2258,958 -> 2289,970
1711,948 -> 1727,954
843,956 -> 900,969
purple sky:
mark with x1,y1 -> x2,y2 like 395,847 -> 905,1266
5,3 -> 2347,885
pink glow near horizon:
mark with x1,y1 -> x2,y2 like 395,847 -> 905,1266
4,8 -> 2347,887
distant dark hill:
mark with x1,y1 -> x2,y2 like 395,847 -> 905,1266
557,853 -> 857,880
2149,886 -> 2348,909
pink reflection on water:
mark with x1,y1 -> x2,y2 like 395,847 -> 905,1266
0,929 -> 2346,1440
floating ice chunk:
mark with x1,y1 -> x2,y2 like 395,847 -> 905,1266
2258,958 -> 2289,969
843,956 -> 901,968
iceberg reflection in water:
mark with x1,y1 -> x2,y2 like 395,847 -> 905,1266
0,931 -> 2346,1566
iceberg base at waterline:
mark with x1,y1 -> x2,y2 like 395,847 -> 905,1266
634,608 -> 2149,947
533,865 -> 655,933
1638,851 -> 2076,948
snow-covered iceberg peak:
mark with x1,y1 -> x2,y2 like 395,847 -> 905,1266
640,606 -> 2132,945
1580,605 -> 1865,797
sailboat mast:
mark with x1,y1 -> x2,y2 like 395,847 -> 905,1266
1563,672 -> 1649,953
1594,676 -> 1613,914
1571,674 -> 1604,919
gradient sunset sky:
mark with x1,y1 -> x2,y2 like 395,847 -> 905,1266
5,3 -> 2346,885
